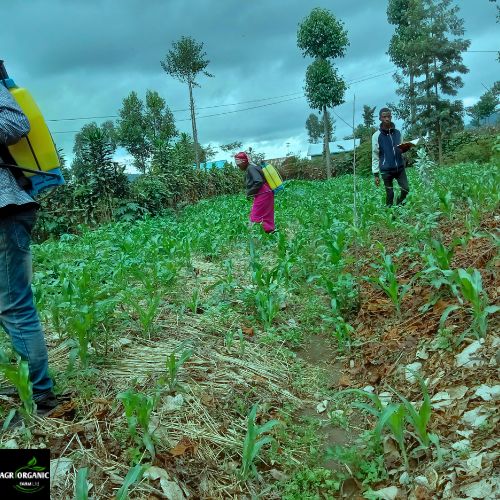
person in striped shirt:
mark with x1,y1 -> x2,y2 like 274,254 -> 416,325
0,83 -> 59,418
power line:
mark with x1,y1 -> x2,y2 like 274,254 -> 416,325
47,90 -> 305,122
51,69 -> 395,134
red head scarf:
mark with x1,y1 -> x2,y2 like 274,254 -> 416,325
234,151 -> 250,167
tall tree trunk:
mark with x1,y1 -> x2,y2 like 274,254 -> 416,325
409,70 -> 416,128
188,80 -> 200,169
433,58 -> 443,165
323,105 -> 332,178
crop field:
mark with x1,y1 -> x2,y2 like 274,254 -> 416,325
1,161 -> 499,499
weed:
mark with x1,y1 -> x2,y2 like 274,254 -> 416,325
326,435 -> 387,486
282,468 -> 342,499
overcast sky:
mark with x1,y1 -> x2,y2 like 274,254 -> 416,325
2,0 -> 498,167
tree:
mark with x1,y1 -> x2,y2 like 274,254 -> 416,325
362,105 -> 376,128
388,0 -> 470,163
466,82 -> 500,127
220,141 -> 243,157
306,112 -> 334,143
161,36 -> 213,169
387,0 -> 425,128
347,105 -> 377,141
304,59 -> 346,177
298,7 -> 349,177
71,122 -> 128,222
116,90 -> 177,173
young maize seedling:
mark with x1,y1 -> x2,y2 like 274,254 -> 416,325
391,376 -> 440,455
437,190 -> 454,218
123,292 -> 161,338
367,249 -> 410,316
0,351 -> 35,420
186,287 -> 201,314
341,389 -> 410,470
117,388 -> 157,459
454,268 -> 499,337
240,404 -> 280,481
319,227 -> 347,266
67,309 -> 93,369
165,345 -> 193,392
254,287 -> 281,329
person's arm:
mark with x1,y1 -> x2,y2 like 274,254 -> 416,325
371,131 -> 380,186
0,85 -> 30,145
246,164 -> 264,198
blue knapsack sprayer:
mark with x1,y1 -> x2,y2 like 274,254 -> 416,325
0,60 -> 64,196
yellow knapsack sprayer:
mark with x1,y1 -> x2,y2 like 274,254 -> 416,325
261,163 -> 284,193
0,60 -> 64,196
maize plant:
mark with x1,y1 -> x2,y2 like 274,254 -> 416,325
164,345 -> 193,392
117,388 -> 157,459
0,350 -> 34,419
123,292 -> 161,338
437,190 -> 454,218
319,226 -> 347,266
367,249 -> 410,316
240,404 -> 280,481
342,376 -> 439,472
448,268 -> 499,338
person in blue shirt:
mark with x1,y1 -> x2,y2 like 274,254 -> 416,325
371,108 -> 414,206
0,83 -> 58,417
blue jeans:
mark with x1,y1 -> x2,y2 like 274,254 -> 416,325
0,208 -> 53,400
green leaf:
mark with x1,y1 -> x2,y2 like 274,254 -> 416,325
2,409 -> 17,431
75,467 -> 89,500
115,464 -> 146,500
439,304 -> 460,329
256,419 -> 280,436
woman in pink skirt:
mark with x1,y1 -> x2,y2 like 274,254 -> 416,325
234,151 -> 275,233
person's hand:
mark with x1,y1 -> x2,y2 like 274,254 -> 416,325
398,142 -> 413,153
374,176 -> 380,187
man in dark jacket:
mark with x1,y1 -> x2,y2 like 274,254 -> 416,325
0,83 -> 58,416
371,108 -> 414,206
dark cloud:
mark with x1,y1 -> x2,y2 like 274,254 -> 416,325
1,0 -> 497,162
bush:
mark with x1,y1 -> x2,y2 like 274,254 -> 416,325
280,139 -> 373,181
442,127 -> 498,165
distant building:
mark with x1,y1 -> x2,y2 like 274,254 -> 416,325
263,157 -> 292,168
307,139 -> 360,159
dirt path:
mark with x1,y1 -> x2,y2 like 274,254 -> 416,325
295,334 -> 363,498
